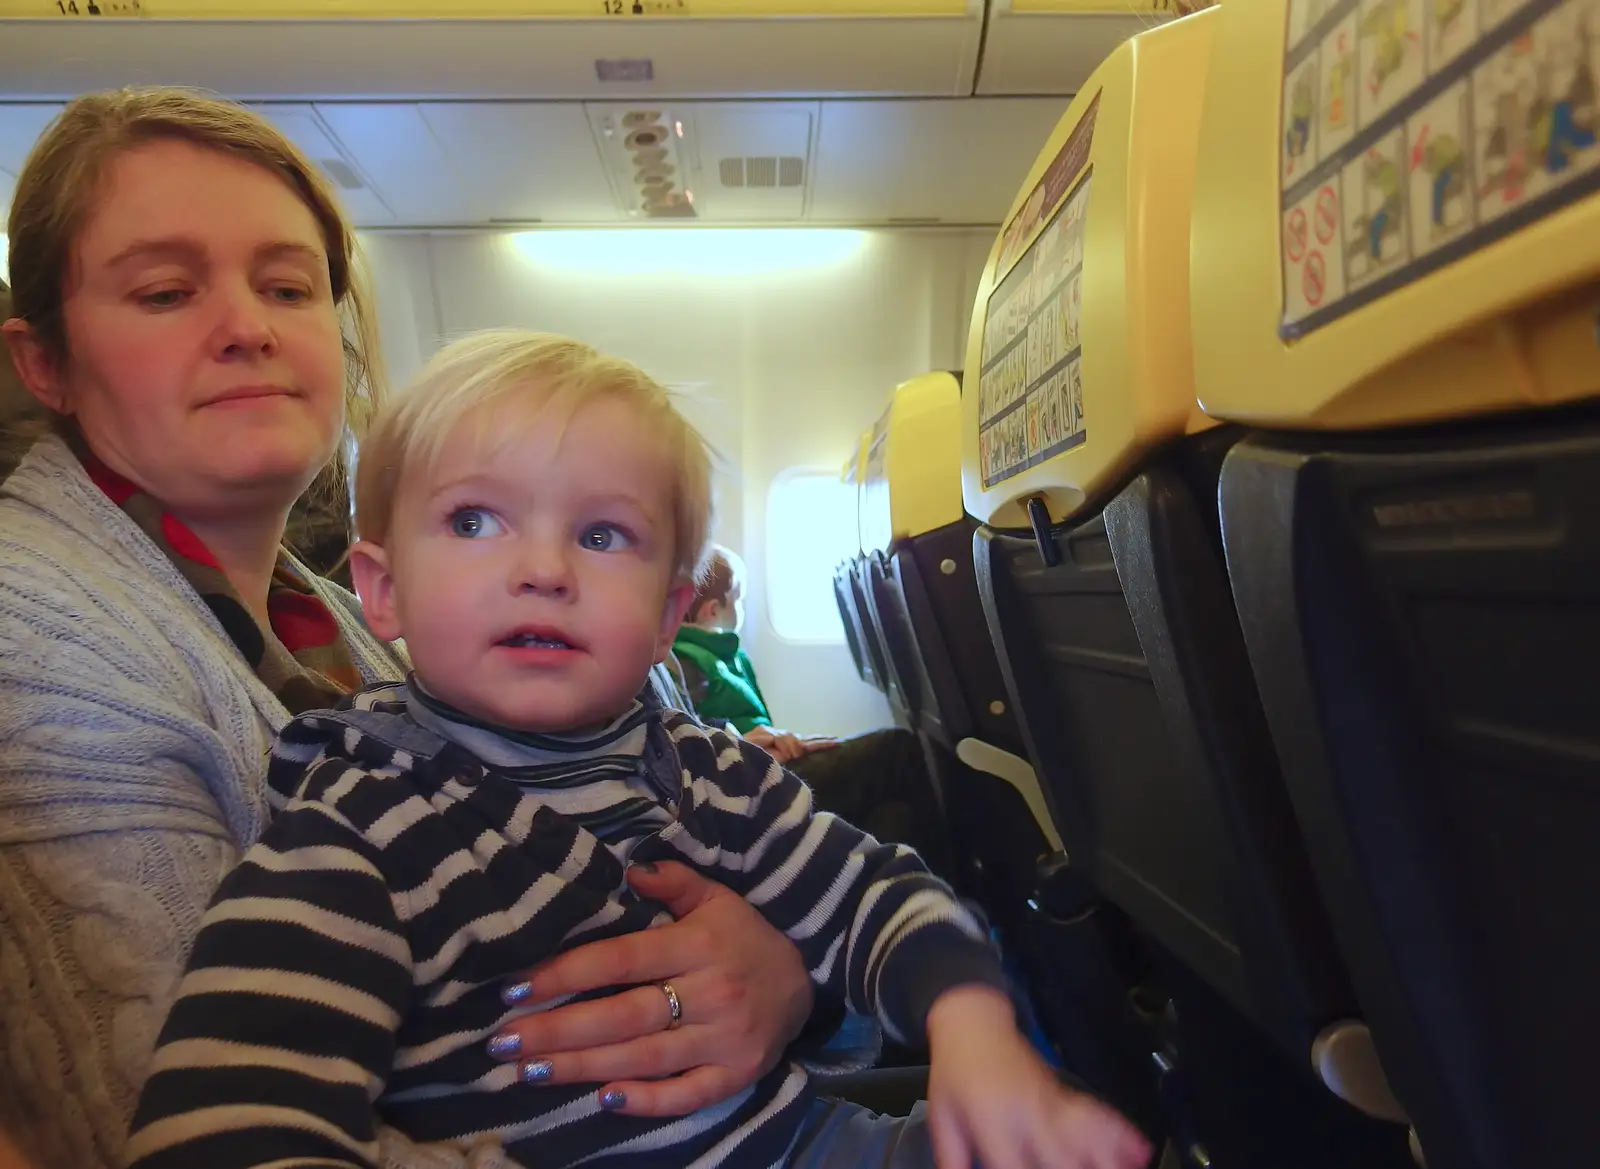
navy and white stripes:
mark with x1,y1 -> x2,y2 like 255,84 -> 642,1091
126,682 -> 1006,1169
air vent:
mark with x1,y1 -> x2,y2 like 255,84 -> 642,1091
718,156 -> 805,190
319,158 -> 365,191
591,106 -> 698,220
746,157 -> 778,188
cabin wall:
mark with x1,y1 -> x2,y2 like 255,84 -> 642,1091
358,228 -> 993,737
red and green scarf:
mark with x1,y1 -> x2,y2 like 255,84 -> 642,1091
78,445 -> 362,715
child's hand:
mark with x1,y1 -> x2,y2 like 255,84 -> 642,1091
925,987 -> 1152,1169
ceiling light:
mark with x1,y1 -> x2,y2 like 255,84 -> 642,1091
508,229 -> 866,277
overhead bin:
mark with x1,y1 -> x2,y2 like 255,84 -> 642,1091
0,0 -> 987,100
975,0 -> 1211,96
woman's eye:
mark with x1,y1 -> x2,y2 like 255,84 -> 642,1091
449,508 -> 503,539
268,285 -> 311,304
138,289 -> 190,309
581,524 -> 634,552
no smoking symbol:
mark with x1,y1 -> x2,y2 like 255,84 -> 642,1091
1315,185 -> 1338,244
1303,250 -> 1327,306
1285,208 -> 1309,263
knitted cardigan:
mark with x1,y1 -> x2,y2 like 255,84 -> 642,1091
0,436 -> 525,1169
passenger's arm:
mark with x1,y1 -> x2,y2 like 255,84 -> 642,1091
675,724 -> 1010,1047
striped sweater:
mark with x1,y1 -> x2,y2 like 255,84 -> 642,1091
126,682 -> 1006,1169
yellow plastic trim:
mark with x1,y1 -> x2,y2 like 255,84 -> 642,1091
4,0 -> 969,17
1008,0 -> 1207,13
859,371 -> 965,550
842,430 -> 872,559
1190,0 -> 1600,430
961,7 -> 1219,531
861,407 -> 893,553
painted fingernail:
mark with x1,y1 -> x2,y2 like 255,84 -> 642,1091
519,1059 -> 554,1084
600,1088 -> 628,1110
486,1032 -> 522,1059
502,981 -> 534,1006
627,860 -> 659,875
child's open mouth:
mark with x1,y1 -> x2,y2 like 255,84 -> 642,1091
498,629 -> 580,652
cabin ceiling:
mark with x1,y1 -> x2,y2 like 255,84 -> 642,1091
0,4 -> 1181,229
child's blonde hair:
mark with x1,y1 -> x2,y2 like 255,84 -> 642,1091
355,330 -> 713,582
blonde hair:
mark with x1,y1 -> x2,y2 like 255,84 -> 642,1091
356,330 -> 714,583
4,86 -> 387,500
689,543 -> 746,623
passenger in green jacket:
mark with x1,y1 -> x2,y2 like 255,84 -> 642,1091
672,555 -> 776,735
673,546 -> 953,883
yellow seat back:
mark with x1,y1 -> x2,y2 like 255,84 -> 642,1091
1192,0 -> 1600,429
861,371 -> 965,552
961,8 -> 1219,530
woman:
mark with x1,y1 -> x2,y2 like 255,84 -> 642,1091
0,89 -> 817,1169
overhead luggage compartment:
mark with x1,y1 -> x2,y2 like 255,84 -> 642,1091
976,0 -> 1210,95
0,0 -> 988,100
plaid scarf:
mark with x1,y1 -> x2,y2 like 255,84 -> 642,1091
76,443 -> 362,715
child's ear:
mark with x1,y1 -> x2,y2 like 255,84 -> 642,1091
349,540 -> 403,643
655,582 -> 697,662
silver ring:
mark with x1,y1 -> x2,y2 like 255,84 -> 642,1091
658,981 -> 682,1031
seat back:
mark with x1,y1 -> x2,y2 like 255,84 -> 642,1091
834,563 -> 870,684
848,555 -> 891,698
1190,2 -> 1600,1163
857,552 -> 914,725
860,370 -> 1024,754
1220,417 -> 1600,1169
961,2 -> 1385,1095
866,549 -> 932,733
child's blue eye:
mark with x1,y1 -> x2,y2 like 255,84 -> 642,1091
449,508 -> 503,538
581,524 -> 634,552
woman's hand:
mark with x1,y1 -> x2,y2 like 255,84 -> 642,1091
488,862 -> 814,1117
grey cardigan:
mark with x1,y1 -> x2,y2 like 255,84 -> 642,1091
0,436 -> 515,1169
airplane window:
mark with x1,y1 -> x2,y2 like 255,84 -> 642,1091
764,467 -> 854,644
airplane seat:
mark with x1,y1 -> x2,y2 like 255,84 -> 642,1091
864,548 -> 923,728
965,10 -> 1411,1166
848,556 -> 894,700
1192,3 -> 1600,1166
854,371 -> 1164,1129
893,523 -> 1023,755
876,546 -> 947,745
833,563 -> 870,684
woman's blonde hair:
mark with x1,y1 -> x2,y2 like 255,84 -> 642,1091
4,86 -> 387,500
356,329 -> 714,584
